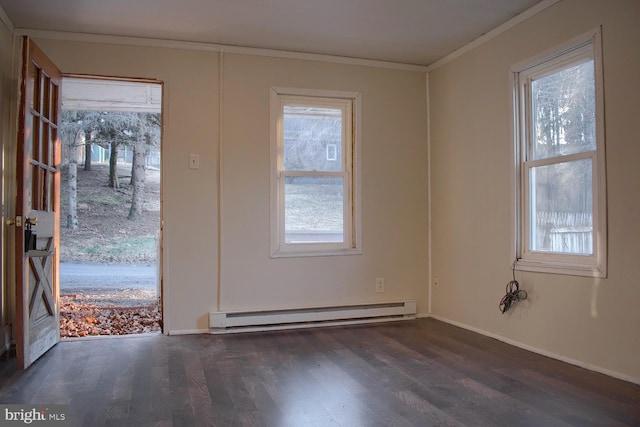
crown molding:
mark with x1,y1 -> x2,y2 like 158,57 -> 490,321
7,0 -> 561,74
15,28 -> 429,73
426,0 -> 562,73
0,6 -> 14,33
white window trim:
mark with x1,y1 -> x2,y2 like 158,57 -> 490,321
270,87 -> 362,258
510,27 -> 607,278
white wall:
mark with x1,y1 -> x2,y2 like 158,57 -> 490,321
429,0 -> 640,382
28,40 -> 429,332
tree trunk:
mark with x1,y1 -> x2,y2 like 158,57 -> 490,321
66,132 -> 80,229
128,137 -> 148,220
109,142 -> 120,189
84,128 -> 92,171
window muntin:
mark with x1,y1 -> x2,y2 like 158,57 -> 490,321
271,89 -> 360,257
514,29 -> 606,277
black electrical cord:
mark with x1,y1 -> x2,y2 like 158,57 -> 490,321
499,263 -> 527,314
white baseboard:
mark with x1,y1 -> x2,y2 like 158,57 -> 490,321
427,314 -> 640,386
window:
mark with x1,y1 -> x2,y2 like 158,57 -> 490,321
326,143 -> 338,161
270,88 -> 361,257
512,28 -> 606,277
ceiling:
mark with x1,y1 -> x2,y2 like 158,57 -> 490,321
0,0 -> 543,66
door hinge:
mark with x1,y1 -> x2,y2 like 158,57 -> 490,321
5,216 -> 22,226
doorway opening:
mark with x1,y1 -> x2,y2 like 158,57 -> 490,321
58,77 -> 162,338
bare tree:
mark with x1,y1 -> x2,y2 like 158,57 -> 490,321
128,113 -> 160,220
65,131 -> 81,229
128,117 -> 148,220
83,127 -> 93,171
61,110 -> 102,229
109,139 -> 120,189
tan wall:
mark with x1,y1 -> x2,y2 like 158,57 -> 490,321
221,53 -> 428,312
33,39 -> 221,332
429,0 -> 640,382
28,40 -> 429,332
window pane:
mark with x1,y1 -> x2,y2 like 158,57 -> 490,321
531,59 -> 596,160
283,105 -> 342,172
530,159 -> 592,254
285,176 -> 344,243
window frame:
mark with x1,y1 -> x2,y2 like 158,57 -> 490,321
511,28 -> 607,278
270,87 -> 362,258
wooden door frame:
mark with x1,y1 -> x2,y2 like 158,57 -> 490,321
0,34 -> 22,359
0,101 -> 5,356
60,73 -> 165,331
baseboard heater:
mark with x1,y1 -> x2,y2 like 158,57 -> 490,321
209,300 -> 416,334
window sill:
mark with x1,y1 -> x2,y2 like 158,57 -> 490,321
516,258 -> 606,278
271,247 -> 362,259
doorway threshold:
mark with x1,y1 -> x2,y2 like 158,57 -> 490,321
62,331 -> 162,342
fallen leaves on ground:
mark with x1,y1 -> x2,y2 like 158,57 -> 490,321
60,294 -> 161,338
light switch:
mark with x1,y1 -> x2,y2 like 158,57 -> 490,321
189,154 -> 200,169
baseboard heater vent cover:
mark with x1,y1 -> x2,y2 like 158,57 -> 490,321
209,300 -> 416,333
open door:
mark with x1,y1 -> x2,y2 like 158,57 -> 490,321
15,37 -> 62,369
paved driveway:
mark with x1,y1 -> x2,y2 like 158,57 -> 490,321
60,262 -> 157,291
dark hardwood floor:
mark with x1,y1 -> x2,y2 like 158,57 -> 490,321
1,318 -> 638,426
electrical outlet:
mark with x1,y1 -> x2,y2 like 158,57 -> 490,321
375,277 -> 385,293
433,277 -> 440,289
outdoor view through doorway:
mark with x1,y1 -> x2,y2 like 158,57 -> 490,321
58,77 -> 162,338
